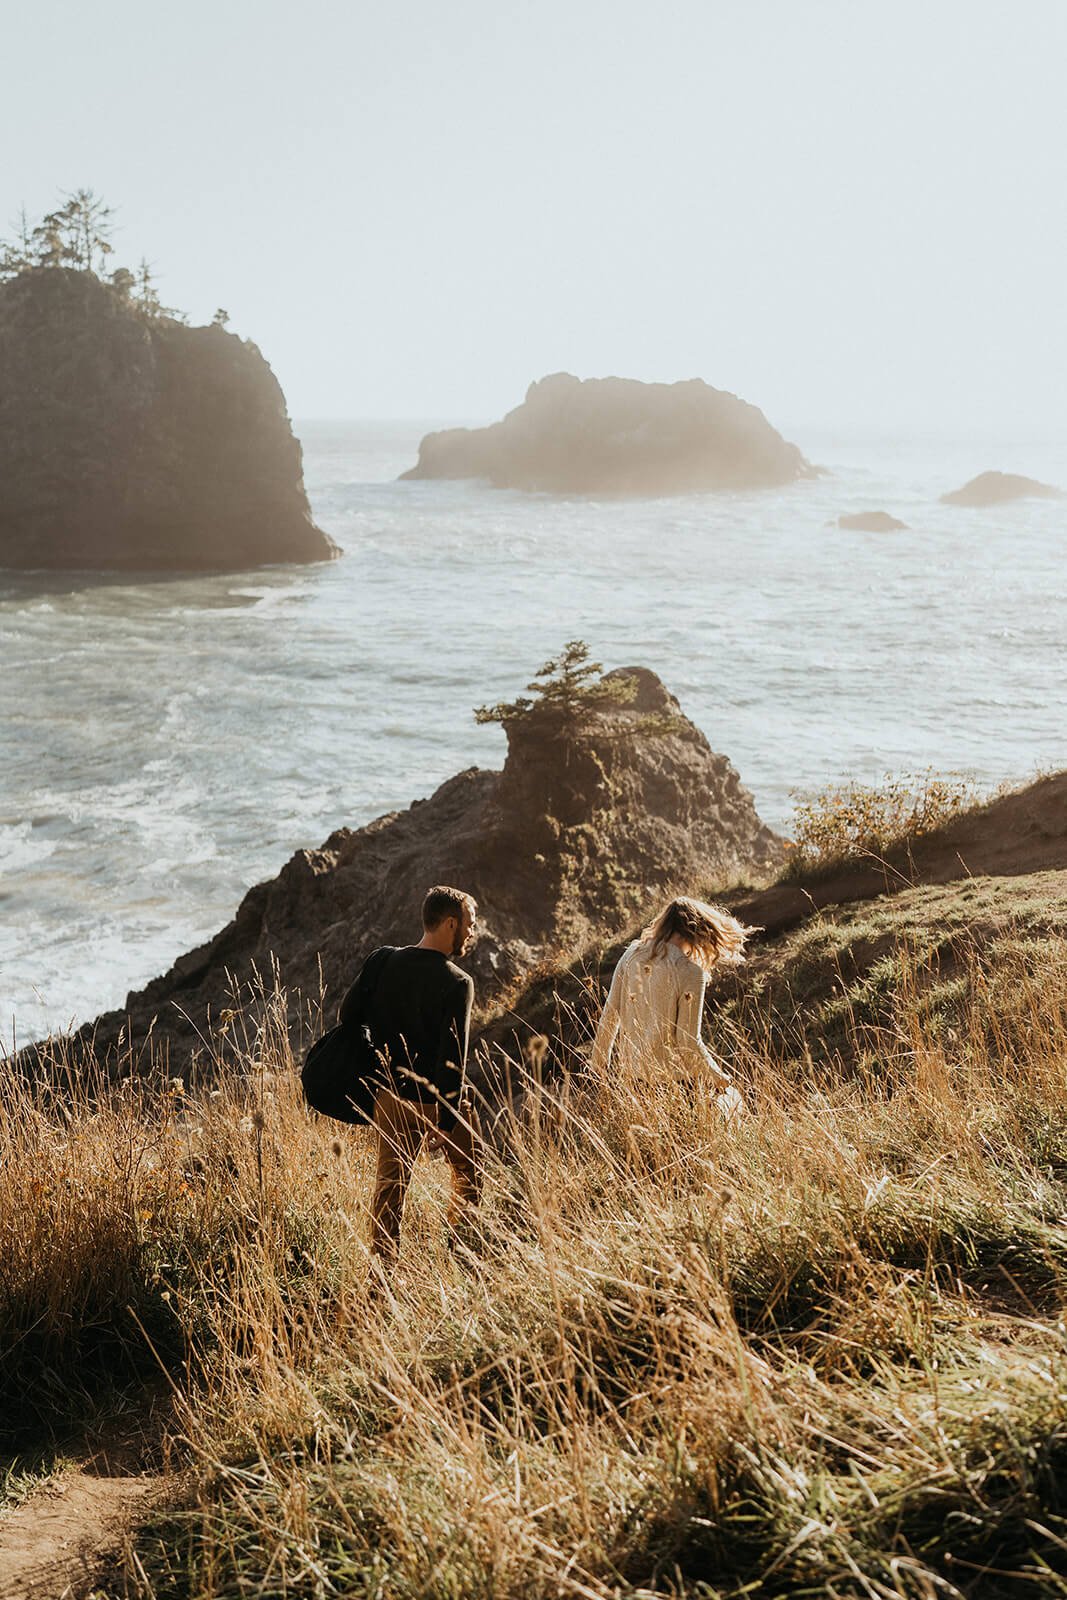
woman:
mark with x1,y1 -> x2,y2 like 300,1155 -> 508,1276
590,896 -> 751,1114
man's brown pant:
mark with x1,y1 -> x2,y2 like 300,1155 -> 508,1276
370,1088 -> 481,1264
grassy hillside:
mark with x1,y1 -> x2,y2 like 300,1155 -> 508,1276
3,780 -> 1067,1597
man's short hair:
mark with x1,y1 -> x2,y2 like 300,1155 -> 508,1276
422,884 -> 476,930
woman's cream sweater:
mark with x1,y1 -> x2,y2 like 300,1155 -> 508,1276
590,938 -> 729,1083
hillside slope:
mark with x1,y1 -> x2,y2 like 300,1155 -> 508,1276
477,771 -> 1067,1076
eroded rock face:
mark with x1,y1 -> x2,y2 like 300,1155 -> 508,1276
941,471 -> 1062,507
837,510 -> 908,532
401,372 -> 814,495
56,669 -> 782,1071
0,269 -> 336,570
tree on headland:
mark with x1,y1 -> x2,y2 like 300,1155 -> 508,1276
61,188 -> 115,273
0,206 -> 33,277
129,257 -> 184,322
476,640 -> 689,743
22,189 -> 115,274
0,191 -> 186,323
476,640 -> 639,733
134,257 -> 163,316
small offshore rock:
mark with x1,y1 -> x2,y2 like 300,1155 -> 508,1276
836,510 -> 909,532
940,470 -> 1062,507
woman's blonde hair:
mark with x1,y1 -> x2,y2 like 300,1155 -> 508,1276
642,896 -> 753,971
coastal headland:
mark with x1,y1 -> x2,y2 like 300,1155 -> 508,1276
0,266 -> 334,571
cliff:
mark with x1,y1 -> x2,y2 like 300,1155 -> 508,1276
401,372 -> 814,494
0,269 -> 335,570
50,669 -> 782,1072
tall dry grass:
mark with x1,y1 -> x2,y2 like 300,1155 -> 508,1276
3,931 -> 1067,1597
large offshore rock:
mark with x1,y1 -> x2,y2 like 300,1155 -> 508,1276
940,470 -> 1062,507
51,669 -> 783,1072
0,268 -> 335,570
401,372 -> 814,494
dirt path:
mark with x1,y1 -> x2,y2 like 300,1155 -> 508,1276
0,1467 -> 166,1600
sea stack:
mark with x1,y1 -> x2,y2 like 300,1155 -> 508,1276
44,666 -> 782,1073
940,471 -> 1062,507
0,268 -> 336,570
401,372 -> 814,495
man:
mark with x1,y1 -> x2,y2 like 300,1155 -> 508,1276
341,884 -> 478,1268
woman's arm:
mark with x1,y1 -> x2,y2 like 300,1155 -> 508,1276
674,967 -> 730,1086
590,958 -> 624,1076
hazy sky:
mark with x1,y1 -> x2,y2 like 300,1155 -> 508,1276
4,0 -> 1065,430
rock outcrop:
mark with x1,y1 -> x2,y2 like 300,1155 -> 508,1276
0,269 -> 335,570
940,471 -> 1062,507
401,373 -> 814,495
52,669 -> 782,1072
836,510 -> 908,532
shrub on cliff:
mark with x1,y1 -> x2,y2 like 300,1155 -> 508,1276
785,770 -> 979,875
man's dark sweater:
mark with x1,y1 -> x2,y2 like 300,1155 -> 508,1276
340,946 -> 474,1131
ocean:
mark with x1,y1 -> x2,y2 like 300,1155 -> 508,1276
2,420 -> 1065,1044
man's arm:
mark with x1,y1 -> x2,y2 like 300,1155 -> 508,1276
434,974 -> 474,1132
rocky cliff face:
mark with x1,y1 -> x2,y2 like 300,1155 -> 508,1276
55,669 -> 782,1073
401,372 -> 814,495
0,269 -> 335,570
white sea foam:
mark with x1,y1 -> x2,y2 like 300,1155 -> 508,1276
0,820 -> 58,876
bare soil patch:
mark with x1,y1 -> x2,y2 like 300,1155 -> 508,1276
0,1466 -> 165,1600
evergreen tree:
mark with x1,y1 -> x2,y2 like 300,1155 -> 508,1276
0,207 -> 34,277
475,641 -> 638,732
134,256 -> 161,315
29,213 -> 66,269
68,188 -> 114,274
0,190 -> 185,323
